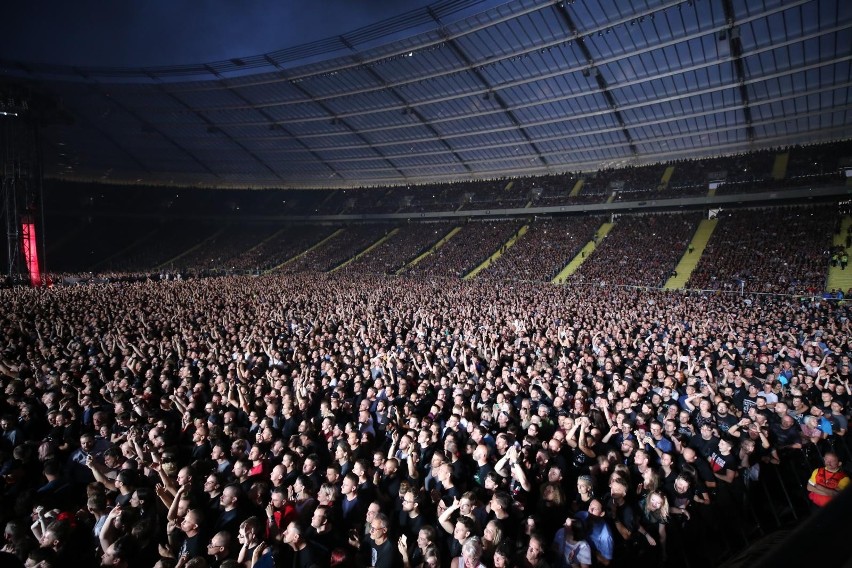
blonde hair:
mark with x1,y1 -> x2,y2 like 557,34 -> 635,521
644,490 -> 669,522
541,482 -> 566,506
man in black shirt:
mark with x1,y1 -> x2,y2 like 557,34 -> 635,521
307,505 -> 336,554
206,531 -> 233,568
771,415 -> 803,452
729,375 -> 749,411
714,402 -> 738,434
741,384 -> 760,415
368,513 -> 401,568
681,447 -> 716,491
179,508 -> 206,559
282,520 -> 328,568
688,424 -> 720,459
398,488 -> 426,541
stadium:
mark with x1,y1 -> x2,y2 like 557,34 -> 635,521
0,1 -> 850,567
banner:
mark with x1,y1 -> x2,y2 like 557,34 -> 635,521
21,218 -> 41,287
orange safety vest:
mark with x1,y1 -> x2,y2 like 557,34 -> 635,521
809,468 -> 848,507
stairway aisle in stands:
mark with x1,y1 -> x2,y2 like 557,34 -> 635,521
665,217 -> 719,290
156,228 -> 226,271
330,228 -> 400,273
464,224 -> 529,280
265,228 -> 343,273
772,151 -> 790,180
826,216 -> 852,293
659,165 -> 675,191
568,178 -> 585,197
551,221 -> 614,284
396,226 -> 461,274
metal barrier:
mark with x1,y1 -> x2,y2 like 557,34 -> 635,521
691,434 -> 852,567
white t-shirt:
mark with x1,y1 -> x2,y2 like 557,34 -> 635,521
552,528 -> 593,568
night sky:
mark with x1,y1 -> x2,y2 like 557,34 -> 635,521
0,0 -> 452,67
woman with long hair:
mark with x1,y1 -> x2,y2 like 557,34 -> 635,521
481,519 -> 504,564
422,546 -> 441,568
537,482 -> 568,542
638,467 -> 663,500
638,490 -> 669,566
399,525 -> 440,568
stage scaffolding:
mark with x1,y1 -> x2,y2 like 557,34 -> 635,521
1,85 -> 46,284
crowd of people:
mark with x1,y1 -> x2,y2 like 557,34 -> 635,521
583,166 -> 667,200
176,228 -> 280,274
0,272 -> 849,568
480,218 -> 602,283
407,221 -> 522,278
43,140 -> 852,234
571,214 -> 700,288
343,223 -> 456,276
35,202 -> 847,305
229,227 -> 339,274
687,206 -> 834,294
281,226 -> 393,274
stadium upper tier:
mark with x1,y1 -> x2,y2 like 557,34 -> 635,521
41,140 -> 852,221
3,0 -> 851,188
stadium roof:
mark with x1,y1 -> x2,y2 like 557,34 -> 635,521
2,0 -> 851,189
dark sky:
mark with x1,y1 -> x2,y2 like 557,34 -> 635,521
0,0 -> 459,68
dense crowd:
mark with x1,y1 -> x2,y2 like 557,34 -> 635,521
687,206 -> 834,294
235,227 -> 339,273
106,224 -> 223,273
173,227 -> 279,273
0,272 -> 849,568
406,221 -> 522,278
668,151 -> 775,195
480,218 -> 602,283
43,141 -> 851,242
583,166 -> 667,201
280,226 -> 392,274
343,223 -> 457,276
571,214 -> 701,288
27,203 -> 847,302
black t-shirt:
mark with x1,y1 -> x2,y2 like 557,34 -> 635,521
371,538 -> 401,568
665,483 -> 695,513
48,424 -> 77,448
708,451 -> 737,481
473,462 -> 494,488
730,384 -> 748,410
715,413 -> 738,433
688,459 -> 716,487
770,423 -> 800,449
688,435 -> 720,459
571,446 -> 593,473
676,423 -> 695,440
603,495 -> 639,546
397,510 -> 426,541
179,533 -> 205,559
296,541 -> 330,568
